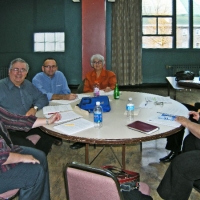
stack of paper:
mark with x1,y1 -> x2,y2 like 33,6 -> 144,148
54,111 -> 83,124
43,104 -> 72,115
54,118 -> 94,135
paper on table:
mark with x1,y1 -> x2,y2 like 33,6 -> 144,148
99,90 -> 114,96
139,96 -> 172,108
148,108 -> 189,127
54,118 -> 94,135
51,94 -> 90,105
54,111 -> 83,124
43,104 -> 72,115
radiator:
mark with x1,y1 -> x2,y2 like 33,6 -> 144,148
166,64 -> 200,76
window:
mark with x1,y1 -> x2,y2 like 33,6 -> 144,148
142,0 -> 200,49
142,0 -> 172,48
34,32 -> 65,52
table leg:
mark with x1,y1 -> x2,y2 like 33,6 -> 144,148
85,143 -> 89,164
122,144 -> 126,169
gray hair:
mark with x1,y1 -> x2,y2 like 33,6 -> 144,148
90,54 -> 105,67
9,58 -> 29,72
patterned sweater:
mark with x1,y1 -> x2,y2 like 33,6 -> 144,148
0,107 -> 37,174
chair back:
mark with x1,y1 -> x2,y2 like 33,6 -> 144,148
77,79 -> 85,94
0,189 -> 19,200
65,162 -> 124,200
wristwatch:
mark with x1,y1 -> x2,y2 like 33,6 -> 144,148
33,106 -> 38,111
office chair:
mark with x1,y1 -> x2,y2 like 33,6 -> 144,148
65,162 -> 124,200
65,162 -> 151,200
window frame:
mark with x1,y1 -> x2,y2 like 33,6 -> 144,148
142,0 -> 200,49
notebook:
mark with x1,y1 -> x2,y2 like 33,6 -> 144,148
127,120 -> 159,135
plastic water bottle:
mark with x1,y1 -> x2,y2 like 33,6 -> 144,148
93,101 -> 103,128
126,97 -> 134,120
93,82 -> 100,97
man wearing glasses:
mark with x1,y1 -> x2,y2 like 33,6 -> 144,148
32,58 -> 77,101
0,58 -> 55,155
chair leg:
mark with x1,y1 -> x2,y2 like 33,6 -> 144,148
140,142 -> 142,152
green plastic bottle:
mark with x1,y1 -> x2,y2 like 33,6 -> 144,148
114,83 -> 120,99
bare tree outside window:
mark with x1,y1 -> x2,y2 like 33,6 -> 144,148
142,0 -> 172,48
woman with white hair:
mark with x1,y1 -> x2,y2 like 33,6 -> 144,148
83,54 -> 117,93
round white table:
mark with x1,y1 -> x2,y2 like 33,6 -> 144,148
37,91 -> 188,168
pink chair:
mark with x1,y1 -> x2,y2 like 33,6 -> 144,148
26,134 -> 41,145
65,162 -> 124,200
65,162 -> 151,200
0,189 -> 19,200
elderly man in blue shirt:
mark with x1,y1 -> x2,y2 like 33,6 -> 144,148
32,58 -> 77,101
0,58 -> 57,155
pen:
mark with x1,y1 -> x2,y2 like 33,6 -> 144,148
48,112 -> 56,115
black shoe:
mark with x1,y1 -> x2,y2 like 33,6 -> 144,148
53,138 -> 63,146
159,151 -> 179,163
70,142 -> 85,150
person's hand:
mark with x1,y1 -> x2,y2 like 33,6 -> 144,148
175,116 -> 190,127
189,111 -> 200,121
63,93 -> 77,100
103,87 -> 112,92
48,113 -> 61,124
25,108 -> 37,116
20,155 -> 40,164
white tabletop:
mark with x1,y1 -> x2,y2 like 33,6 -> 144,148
37,91 -> 188,144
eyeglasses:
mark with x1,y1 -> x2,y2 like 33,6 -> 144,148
43,65 -> 57,69
11,68 -> 27,73
93,61 -> 102,65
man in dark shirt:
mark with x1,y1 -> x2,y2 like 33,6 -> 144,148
0,58 -> 56,155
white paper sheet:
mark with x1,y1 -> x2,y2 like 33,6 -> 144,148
43,104 -> 72,115
54,111 -> 83,124
51,94 -> 90,105
99,90 -> 114,96
54,118 -> 94,135
148,108 -> 189,127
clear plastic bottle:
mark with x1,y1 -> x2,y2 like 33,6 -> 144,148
126,97 -> 134,120
93,82 -> 100,97
93,101 -> 103,128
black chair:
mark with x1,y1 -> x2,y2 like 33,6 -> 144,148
77,79 -> 85,94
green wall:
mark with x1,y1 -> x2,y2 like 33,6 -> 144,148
0,0 -> 199,85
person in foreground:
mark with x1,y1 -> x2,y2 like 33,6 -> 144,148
71,54 -> 117,150
157,112 -> 200,200
0,106 -> 61,200
159,103 -> 198,162
32,58 -> 77,101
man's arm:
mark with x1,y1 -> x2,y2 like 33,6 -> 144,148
25,84 -> 48,116
32,75 -> 54,101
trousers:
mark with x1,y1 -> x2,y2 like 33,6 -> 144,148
165,104 -> 198,152
0,146 -> 50,200
157,133 -> 200,200
9,128 -> 55,155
